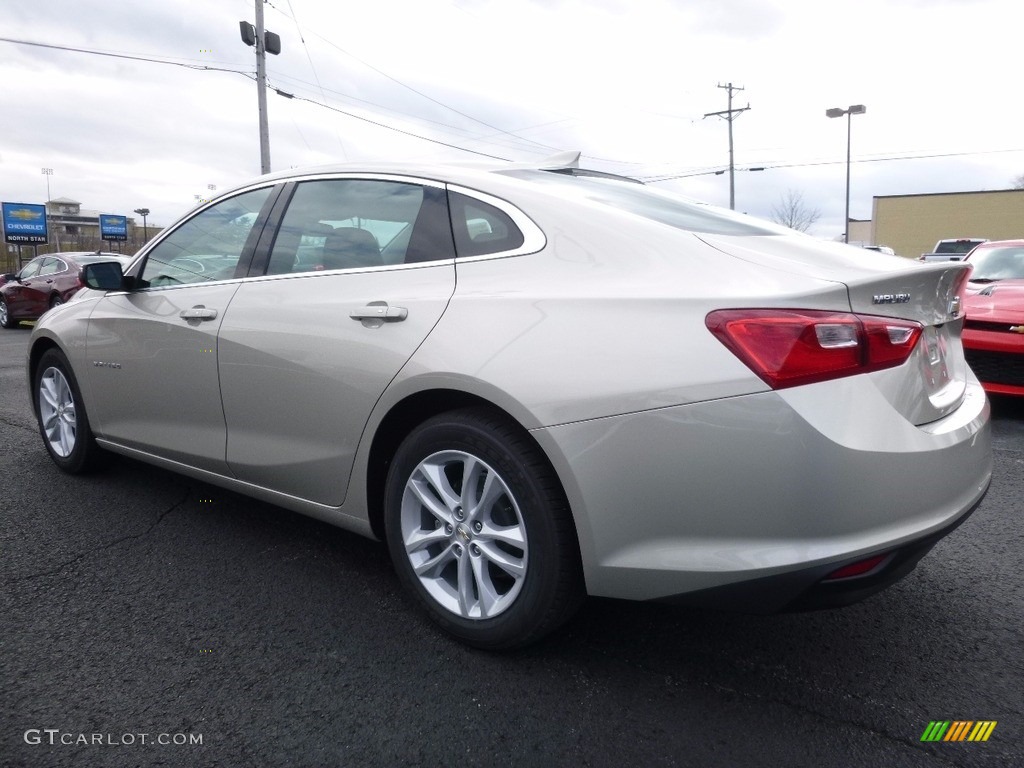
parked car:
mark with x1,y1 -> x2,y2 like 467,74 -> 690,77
962,239 -> 1024,397
1,251 -> 131,328
26,156 -> 992,648
919,238 -> 988,262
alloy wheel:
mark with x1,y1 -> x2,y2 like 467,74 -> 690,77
399,450 -> 528,620
38,366 -> 78,458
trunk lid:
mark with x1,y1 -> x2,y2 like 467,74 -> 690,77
697,234 -> 974,425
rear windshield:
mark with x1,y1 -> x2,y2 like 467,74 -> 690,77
502,169 -> 785,236
936,240 -> 985,254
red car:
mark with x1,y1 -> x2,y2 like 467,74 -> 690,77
962,239 -> 1024,397
0,251 -> 130,329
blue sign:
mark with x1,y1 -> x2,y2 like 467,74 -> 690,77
2,202 -> 48,244
100,214 -> 128,242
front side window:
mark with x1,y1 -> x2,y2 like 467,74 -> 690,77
266,179 -> 454,275
139,187 -> 273,287
18,259 -> 43,280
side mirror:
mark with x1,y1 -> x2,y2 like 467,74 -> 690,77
81,262 -> 126,291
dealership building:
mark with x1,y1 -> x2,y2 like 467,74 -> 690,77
870,188 -> 1024,259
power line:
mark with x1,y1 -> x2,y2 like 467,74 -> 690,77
642,147 -> 1024,182
0,36 -> 254,77
262,11 -> 563,155
278,89 -> 511,161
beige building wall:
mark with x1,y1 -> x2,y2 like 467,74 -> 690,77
846,219 -> 872,246
872,189 -> 1024,259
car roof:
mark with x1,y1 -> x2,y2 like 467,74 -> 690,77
218,152 -> 599,199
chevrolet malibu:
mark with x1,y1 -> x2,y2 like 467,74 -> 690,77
26,155 -> 992,648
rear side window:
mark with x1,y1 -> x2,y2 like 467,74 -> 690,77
265,180 -> 455,275
448,191 -> 525,257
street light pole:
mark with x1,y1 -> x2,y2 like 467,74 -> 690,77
133,208 -> 150,243
41,167 -> 53,202
825,104 -> 866,243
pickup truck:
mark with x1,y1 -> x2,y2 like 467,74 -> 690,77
919,238 -> 988,262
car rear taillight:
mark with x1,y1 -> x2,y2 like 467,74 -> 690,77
823,554 -> 889,581
705,309 -> 923,389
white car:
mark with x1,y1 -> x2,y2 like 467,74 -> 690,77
27,155 -> 992,648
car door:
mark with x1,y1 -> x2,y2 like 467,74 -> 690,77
217,177 -> 457,505
5,258 -> 44,317
84,186 -> 277,472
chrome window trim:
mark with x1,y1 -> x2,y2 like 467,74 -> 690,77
446,183 -> 547,261
280,172 -> 448,191
243,258 -> 456,285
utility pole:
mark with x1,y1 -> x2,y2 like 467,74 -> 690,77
704,83 -> 750,210
240,2 -> 281,175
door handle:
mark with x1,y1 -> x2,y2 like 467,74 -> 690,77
350,303 -> 408,322
179,305 -> 218,321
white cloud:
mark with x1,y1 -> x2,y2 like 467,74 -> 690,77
1,0 -> 1021,237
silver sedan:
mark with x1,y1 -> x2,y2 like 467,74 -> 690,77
26,155 -> 992,649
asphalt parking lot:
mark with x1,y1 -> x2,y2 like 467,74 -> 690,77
2,326 -> 1022,768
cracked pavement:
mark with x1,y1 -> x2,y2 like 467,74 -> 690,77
1,329 -> 1022,767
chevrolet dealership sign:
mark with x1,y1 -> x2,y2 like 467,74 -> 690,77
2,202 -> 48,244
100,214 -> 128,242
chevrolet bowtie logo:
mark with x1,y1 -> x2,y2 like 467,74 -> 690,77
1010,325 -> 1024,334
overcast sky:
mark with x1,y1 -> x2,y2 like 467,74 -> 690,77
2,0 -> 1022,237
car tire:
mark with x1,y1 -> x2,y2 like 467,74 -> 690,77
34,348 -> 107,473
0,297 -> 15,328
49,295 -> 64,309
384,407 -> 584,650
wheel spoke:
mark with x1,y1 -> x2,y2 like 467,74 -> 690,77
466,460 -> 505,520
477,521 -> 526,550
404,525 -> 449,554
408,473 -> 454,524
412,542 -> 457,578
417,460 -> 461,512
469,554 -> 502,618
456,549 -> 476,617
40,377 -> 60,411
475,539 -> 526,578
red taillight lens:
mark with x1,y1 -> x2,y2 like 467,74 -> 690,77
705,309 -> 923,389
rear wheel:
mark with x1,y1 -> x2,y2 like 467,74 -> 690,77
385,408 -> 584,649
34,348 -> 106,473
49,295 -> 64,309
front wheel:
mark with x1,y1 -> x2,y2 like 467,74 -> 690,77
34,348 -> 107,473
385,408 -> 584,650
0,297 -> 16,328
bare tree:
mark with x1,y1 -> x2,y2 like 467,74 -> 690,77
1013,173 -> 1024,189
770,189 -> 822,233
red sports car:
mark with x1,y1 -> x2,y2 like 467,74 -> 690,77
1,251 -> 130,329
962,239 -> 1024,397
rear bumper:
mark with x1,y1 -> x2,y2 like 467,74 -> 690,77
534,378 -> 992,606
655,482 -> 988,612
